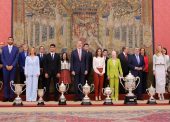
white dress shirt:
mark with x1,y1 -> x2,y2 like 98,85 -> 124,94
93,56 -> 105,74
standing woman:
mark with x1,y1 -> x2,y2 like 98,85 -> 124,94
153,45 -> 167,100
93,48 -> 105,101
59,52 -> 71,84
162,47 -> 169,68
25,47 -> 40,102
107,50 -> 123,101
140,48 -> 149,93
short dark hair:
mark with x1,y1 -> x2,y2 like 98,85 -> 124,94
95,48 -> 103,57
8,37 -> 13,40
50,44 -> 56,47
103,49 -> 108,52
122,47 -> 128,52
83,43 -> 89,47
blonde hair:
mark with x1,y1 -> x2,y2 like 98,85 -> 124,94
29,47 -> 36,55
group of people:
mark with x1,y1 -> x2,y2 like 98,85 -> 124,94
0,37 -> 169,102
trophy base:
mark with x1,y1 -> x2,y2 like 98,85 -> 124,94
37,102 -> 45,106
124,96 -> 137,105
58,100 -> 67,105
103,99 -> 113,105
13,102 -> 23,106
147,100 -> 157,104
81,102 -> 92,105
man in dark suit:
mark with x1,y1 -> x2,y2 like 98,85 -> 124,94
103,49 -> 109,88
18,44 -> 29,84
37,46 -> 46,89
44,44 -> 61,101
71,40 -> 88,101
118,47 -> 130,93
1,37 -> 19,102
128,47 -> 145,100
83,43 -> 93,83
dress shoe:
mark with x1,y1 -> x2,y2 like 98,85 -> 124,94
9,98 -> 14,102
3,98 -> 9,102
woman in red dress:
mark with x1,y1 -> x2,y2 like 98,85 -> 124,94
59,52 -> 71,84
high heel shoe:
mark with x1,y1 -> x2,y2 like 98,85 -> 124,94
95,96 -> 98,101
99,96 -> 101,101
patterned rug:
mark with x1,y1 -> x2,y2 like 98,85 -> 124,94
0,109 -> 170,122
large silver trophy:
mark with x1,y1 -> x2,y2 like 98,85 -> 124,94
146,84 -> 157,104
102,85 -> 113,105
37,87 -> 46,105
0,81 -> 3,90
10,81 -> 26,106
119,72 -> 140,104
56,81 -> 69,105
78,81 -> 94,105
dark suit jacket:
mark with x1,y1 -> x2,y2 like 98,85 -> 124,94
70,49 -> 88,74
87,51 -> 93,72
37,53 -> 46,69
44,53 -> 61,75
118,52 -> 130,76
1,45 -> 19,68
128,54 -> 145,77
18,51 -> 28,72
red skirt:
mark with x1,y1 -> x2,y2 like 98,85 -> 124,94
59,69 -> 71,84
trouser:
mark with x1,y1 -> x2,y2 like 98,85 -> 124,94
110,77 -> 119,100
26,75 -> 38,101
20,71 -> 26,84
74,73 -> 85,100
3,68 -> 16,99
93,68 -> 104,97
38,72 -> 46,89
142,72 -> 148,93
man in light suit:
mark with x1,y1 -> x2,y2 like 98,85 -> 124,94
18,44 -> 29,84
1,37 -> 19,102
128,47 -> 145,100
70,40 -> 88,101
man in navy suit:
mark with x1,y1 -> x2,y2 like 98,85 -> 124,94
71,40 -> 88,101
18,44 -> 29,84
1,37 -> 19,102
128,47 -> 144,100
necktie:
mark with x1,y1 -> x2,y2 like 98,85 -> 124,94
136,55 -> 140,64
9,46 -> 12,53
78,49 -> 81,61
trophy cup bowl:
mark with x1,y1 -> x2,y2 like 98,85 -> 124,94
37,87 -> 46,105
10,81 -> 26,106
119,72 -> 140,104
78,81 -> 94,105
146,84 -> 157,104
0,81 -> 3,90
102,85 -> 113,105
56,81 -> 69,105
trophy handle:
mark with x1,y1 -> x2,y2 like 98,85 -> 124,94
90,84 -> 94,93
78,84 -> 83,93
134,77 -> 140,90
21,84 -> 26,93
56,83 -> 60,91
119,77 -> 126,90
10,81 -> 15,93
66,84 -> 69,92
0,81 -> 3,90
44,87 -> 46,92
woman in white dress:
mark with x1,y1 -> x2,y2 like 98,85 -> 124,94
153,45 -> 167,100
25,47 -> 40,102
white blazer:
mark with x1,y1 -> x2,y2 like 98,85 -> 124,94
25,56 -> 40,76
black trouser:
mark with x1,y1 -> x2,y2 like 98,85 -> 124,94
103,74 -> 109,88
38,70 -> 46,89
20,71 -> 26,84
74,72 -> 85,100
45,73 -> 59,101
142,72 -> 148,93
135,73 -> 143,99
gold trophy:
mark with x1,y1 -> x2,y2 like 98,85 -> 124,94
78,81 -> 94,105
37,87 -> 46,105
119,72 -> 140,104
56,81 -> 69,105
102,85 -> 113,105
146,84 -> 157,104
10,81 -> 26,106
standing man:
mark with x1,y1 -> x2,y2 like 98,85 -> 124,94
71,40 -> 88,101
128,47 -> 144,100
44,44 -> 61,101
103,49 -> 109,88
83,43 -> 93,83
37,46 -> 46,89
18,44 -> 29,84
118,47 -> 130,94
1,37 -> 19,102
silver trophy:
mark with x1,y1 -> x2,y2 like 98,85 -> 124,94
119,72 -> 140,104
37,87 -> 46,105
56,81 -> 69,105
0,81 -> 3,90
102,85 -> 113,105
78,81 -> 94,105
146,84 -> 157,104
10,81 -> 26,106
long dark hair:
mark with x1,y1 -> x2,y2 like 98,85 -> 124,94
95,48 -> 103,57
140,48 -> 146,56
162,47 -> 168,55
61,52 -> 69,62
